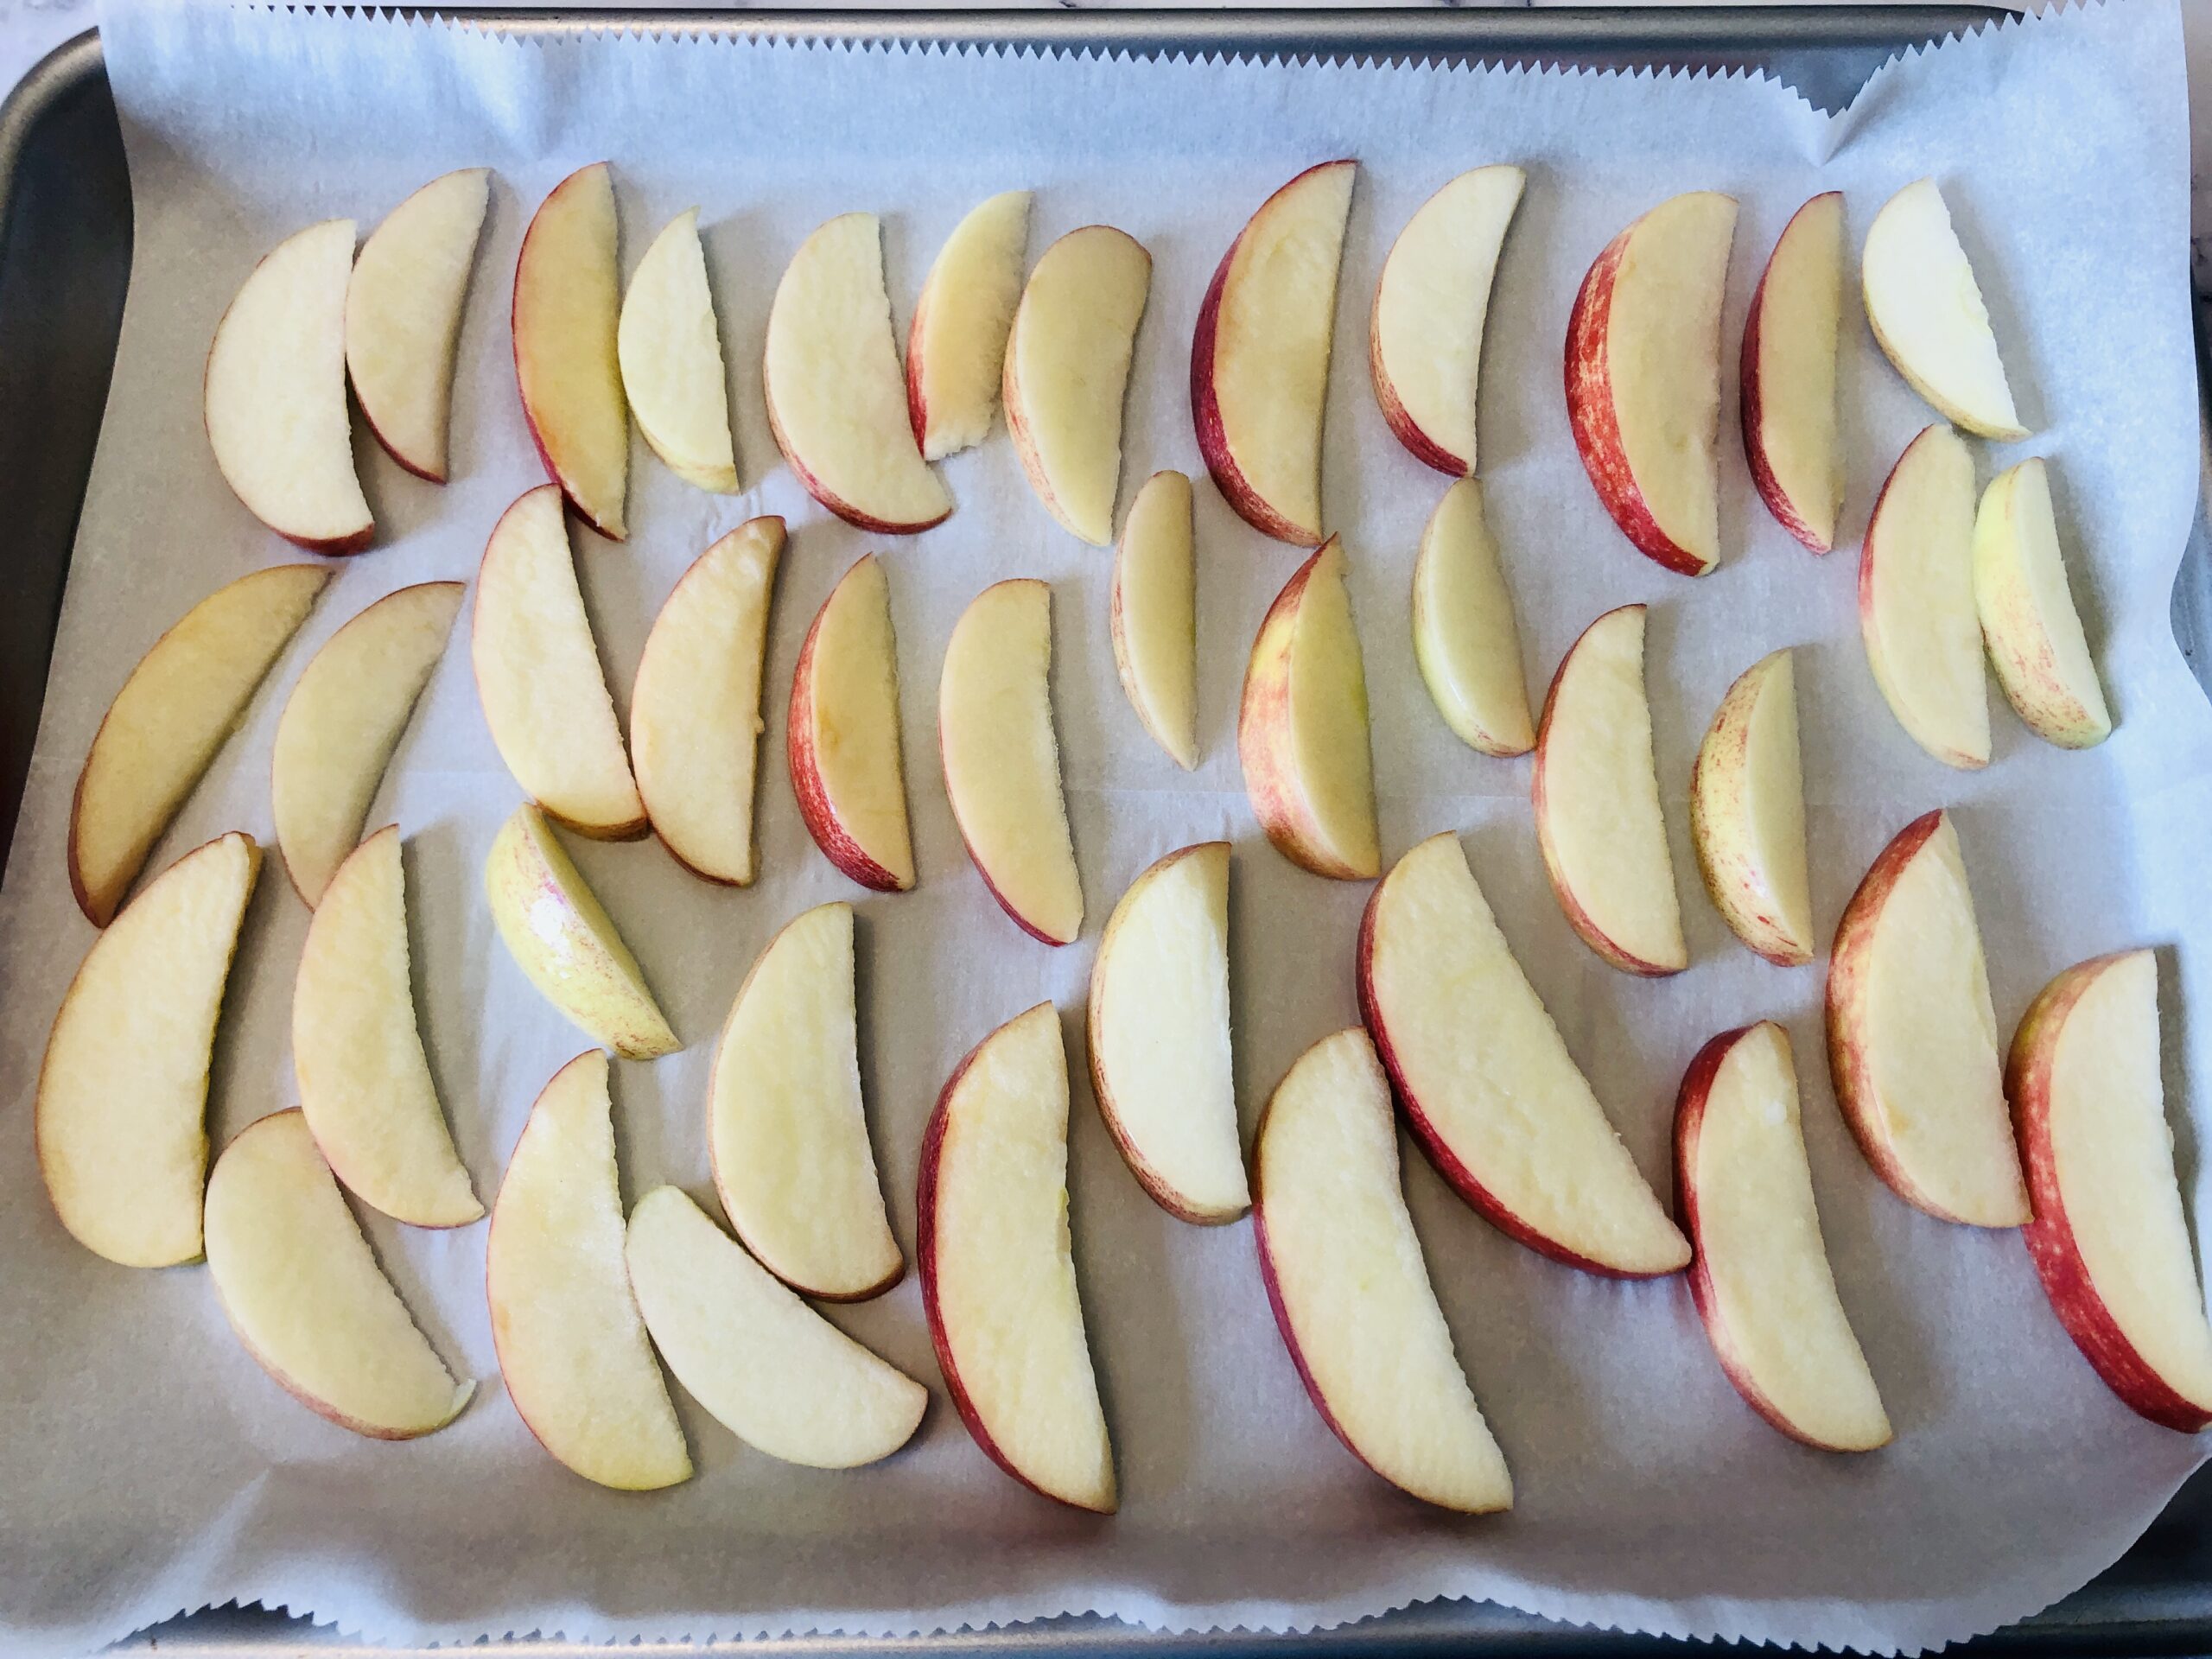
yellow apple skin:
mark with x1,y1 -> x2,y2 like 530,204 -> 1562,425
1972,459 -> 2113,750
1688,648 -> 1814,969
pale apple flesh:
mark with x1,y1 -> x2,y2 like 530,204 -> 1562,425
1689,648 -> 1814,968
1863,178 -> 2027,441
1410,477 -> 1533,758
1973,457 -> 2113,749
1860,424 -> 1990,771
1109,470 -> 1199,770
1741,192 -> 1846,553
617,207 -> 739,493
906,189 -> 1033,461
787,553 -> 916,893
512,162 -> 629,539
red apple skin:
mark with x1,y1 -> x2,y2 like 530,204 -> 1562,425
785,560 -> 912,895
511,164 -> 624,544
1739,193 -> 1840,555
762,378 -> 950,537
903,287 -> 936,451
1367,294 -> 1469,478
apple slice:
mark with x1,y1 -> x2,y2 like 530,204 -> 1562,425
1192,160 -> 1357,547
617,207 -> 739,493
1254,1027 -> 1513,1513
487,1051 -> 690,1489
1109,470 -> 1198,770
1741,192 -> 1846,553
346,168 -> 492,483
513,162 -> 628,539
205,1110 -> 474,1438
1827,810 -> 2030,1228
1675,1022 -> 1891,1452
1532,605 -> 1687,976
271,580 -> 463,906
631,518 -> 785,885
69,564 -> 327,926
294,826 -> 480,1228
1003,225 -> 1153,546
1088,842 -> 1245,1224
472,483 -> 647,839
626,1186 -> 928,1468
1238,537 -> 1379,881
1860,424 -> 1989,770
1359,832 -> 1688,1277
205,218 -> 372,553
1565,191 -> 1738,577
1974,458 -> 2113,750
38,832 -> 260,1267
1411,477 -> 1533,758
1370,164 -> 1525,477
788,554 -> 915,893
2011,950 -> 2212,1432
919,1002 -> 1116,1512
1689,648 -> 1814,968
484,804 -> 678,1060
709,902 -> 902,1300
939,579 -> 1082,944
1863,179 -> 2027,441
907,189 -> 1033,461
764,213 -> 951,534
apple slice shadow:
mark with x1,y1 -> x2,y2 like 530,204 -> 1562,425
2153,943 -> 2201,1231
702,206 -> 772,497
202,850 -> 291,1156
1936,190 -> 2041,437
842,901 -> 912,1255
1465,160 -> 1558,480
399,822 -> 488,1197
2038,461 -> 2121,728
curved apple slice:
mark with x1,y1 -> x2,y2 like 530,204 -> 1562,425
1109,470 -> 1198,770
764,213 -> 950,534
709,902 -> 902,1300
513,162 -> 628,539
617,207 -> 739,493
271,580 -> 463,906
1411,477 -> 1532,758
788,554 -> 914,893
1863,179 -> 2027,441
1192,160 -> 1356,547
1254,1027 -> 1513,1514
487,1051 -> 690,1490
1861,424 -> 1989,770
1359,832 -> 1688,1278
69,564 -> 327,926
907,190 -> 1033,461
1974,458 -> 2113,750
919,1003 -> 1116,1512
1689,648 -> 1813,968
38,832 -> 261,1267
206,1110 -> 474,1439
1676,1023 -> 1891,1452
940,579 -> 1081,944
1741,192 -> 1845,553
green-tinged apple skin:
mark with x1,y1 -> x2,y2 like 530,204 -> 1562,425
1689,650 -> 1814,969
785,559 -> 911,893
1739,193 -> 1844,555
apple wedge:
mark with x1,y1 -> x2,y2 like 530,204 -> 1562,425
1741,192 -> 1846,553
1827,810 -> 2029,1228
1087,842 -> 1245,1224
1860,424 -> 1990,770
346,168 -> 492,483
1109,470 -> 1198,770
618,207 -> 739,493
1238,537 -> 1379,881
1675,1022 -> 1891,1452
919,1002 -> 1116,1512
205,219 -> 372,553
472,483 -> 647,839
709,902 -> 902,1300
788,554 -> 915,893
1411,477 -> 1533,759
205,1110 -> 474,1439
1532,605 -> 1687,976
1359,832 -> 1688,1278
484,803 -> 678,1060
1370,164 -> 1525,477
1565,191 -> 1738,577
487,1051 -> 690,1490
906,189 -> 1033,460
940,579 -> 1082,945
271,580 -> 463,906
1863,179 -> 2027,441
765,213 -> 951,534
2011,950 -> 2212,1432
1254,1027 -> 1513,1514
1974,458 -> 2113,750
1004,225 -> 1153,546
294,826 -> 480,1228
513,162 -> 628,539
69,563 -> 327,926
1192,160 -> 1357,546
626,1186 -> 928,1468
38,832 -> 260,1267
1689,648 -> 1814,968
631,518 -> 785,886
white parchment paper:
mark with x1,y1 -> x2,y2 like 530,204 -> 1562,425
0,3 -> 2205,1652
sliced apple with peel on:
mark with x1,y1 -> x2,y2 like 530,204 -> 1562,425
1675,1022 -> 1891,1452
205,1110 -> 474,1439
765,213 -> 951,534
788,554 -> 915,893
1860,424 -> 1989,771
1827,810 -> 2029,1228
69,564 -> 327,926
618,207 -> 739,493
906,189 -> 1032,461
1974,458 -> 2113,750
1411,477 -> 1533,759
487,1051 -> 690,1490
1565,191 -> 1738,577
38,832 -> 260,1268
1254,1027 -> 1513,1514
513,162 -> 628,539
1863,179 -> 2028,441
1192,160 -> 1357,547
1109,470 -> 1199,770
919,1002 -> 1115,1512
709,902 -> 902,1300
1741,192 -> 1846,553
1690,648 -> 1814,968
1358,832 -> 1688,1278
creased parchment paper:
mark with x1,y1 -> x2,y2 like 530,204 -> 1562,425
0,2 -> 2203,1652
